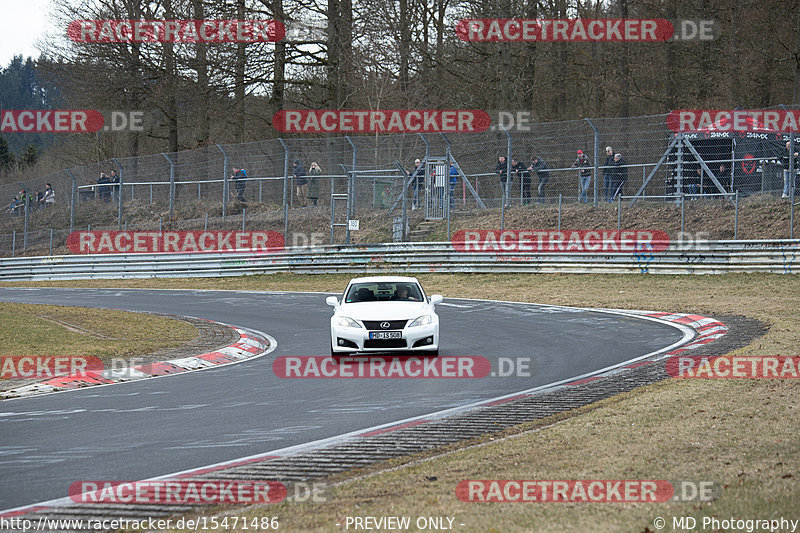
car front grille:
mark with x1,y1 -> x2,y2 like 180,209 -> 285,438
364,339 -> 408,349
362,320 -> 408,331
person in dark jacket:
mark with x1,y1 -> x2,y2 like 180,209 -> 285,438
231,168 -> 247,201
293,159 -> 308,207
97,172 -> 112,202
611,153 -> 628,200
494,156 -> 509,207
527,156 -> 549,202
511,157 -> 527,206
572,150 -> 592,203
110,169 -> 120,201
603,146 -> 615,202
409,158 -> 424,210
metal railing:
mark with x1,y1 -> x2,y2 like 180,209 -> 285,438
1,240 -> 798,281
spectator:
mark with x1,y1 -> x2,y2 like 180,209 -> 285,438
10,191 -> 23,216
611,153 -> 628,200
42,183 -> 55,208
573,150 -> 592,203
35,190 -> 44,210
782,141 -> 799,198
409,158 -> 424,210
16,189 -> 33,214
449,162 -> 459,209
110,170 -> 120,200
528,156 -> 549,203
603,146 -> 614,202
685,160 -> 701,195
231,167 -> 247,201
308,162 -> 322,206
494,156 -> 509,207
293,159 -> 308,207
511,157 -> 528,205
97,172 -> 112,202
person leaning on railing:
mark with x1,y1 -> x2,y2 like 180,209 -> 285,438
573,150 -> 592,203
603,146 -> 614,202
308,162 -> 321,206
527,155 -> 549,203
293,159 -> 308,207
611,153 -> 628,200
511,157 -> 528,206
494,155 -> 509,207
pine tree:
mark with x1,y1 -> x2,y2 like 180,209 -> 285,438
0,135 -> 15,172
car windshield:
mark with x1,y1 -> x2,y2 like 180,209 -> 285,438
344,282 -> 423,303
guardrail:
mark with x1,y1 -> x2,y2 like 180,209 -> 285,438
0,240 -> 798,280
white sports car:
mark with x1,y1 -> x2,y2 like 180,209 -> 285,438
326,276 -> 443,356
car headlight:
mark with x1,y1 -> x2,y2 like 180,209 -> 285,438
408,315 -> 433,327
335,316 -> 362,328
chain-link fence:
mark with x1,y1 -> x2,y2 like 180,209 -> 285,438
2,112 -> 798,256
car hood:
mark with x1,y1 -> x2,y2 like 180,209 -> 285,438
338,301 -> 432,321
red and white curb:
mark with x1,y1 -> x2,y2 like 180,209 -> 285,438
0,322 -> 272,399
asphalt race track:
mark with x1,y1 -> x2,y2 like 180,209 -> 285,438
0,288 -> 685,511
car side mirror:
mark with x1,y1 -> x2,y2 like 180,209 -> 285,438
326,296 -> 339,307
429,294 -> 443,305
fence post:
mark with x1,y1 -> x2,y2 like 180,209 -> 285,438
242,208 -> 246,232
734,190 -> 739,239
217,144 -> 229,219
162,152 -> 175,219
676,134 -> 684,206
500,124 -> 511,230
558,194 -> 562,231
418,133 -> 430,212
441,133 -> 453,240
23,193 -> 29,251
49,228 -> 53,256
12,230 -> 16,257
66,169 -> 77,233
586,118 -> 599,207
681,194 -> 685,234
346,136 -> 357,216
617,194 -> 622,231
112,158 -> 124,230
204,213 -> 208,232
791,136 -> 796,239
278,138 -> 289,241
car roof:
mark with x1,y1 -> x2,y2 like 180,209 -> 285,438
347,276 -> 419,284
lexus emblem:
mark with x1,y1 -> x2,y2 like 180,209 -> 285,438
380,322 -> 391,329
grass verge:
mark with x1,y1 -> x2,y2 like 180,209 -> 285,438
0,302 -> 197,364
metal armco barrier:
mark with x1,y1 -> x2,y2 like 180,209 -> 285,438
0,240 -> 798,281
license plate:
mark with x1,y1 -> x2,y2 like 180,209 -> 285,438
369,331 -> 402,339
